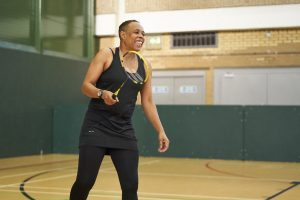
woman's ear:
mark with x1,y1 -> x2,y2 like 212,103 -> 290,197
120,31 -> 126,40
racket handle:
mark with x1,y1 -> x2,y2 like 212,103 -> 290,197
112,94 -> 117,100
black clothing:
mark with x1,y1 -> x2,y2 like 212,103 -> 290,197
71,48 -> 144,200
79,48 -> 146,150
70,146 -> 139,200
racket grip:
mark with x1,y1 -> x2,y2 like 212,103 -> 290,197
112,94 -> 117,100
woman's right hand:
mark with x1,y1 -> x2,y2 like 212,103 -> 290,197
101,90 -> 119,105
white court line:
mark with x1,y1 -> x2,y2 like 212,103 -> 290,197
0,161 -> 111,180
101,171 -> 294,183
19,159 -> 160,185
0,160 -> 160,189
0,159 -> 274,200
17,185 -> 265,200
2,157 -> 294,183
0,158 -> 292,192
0,166 -> 74,180
0,188 -> 263,200
0,189 -> 119,199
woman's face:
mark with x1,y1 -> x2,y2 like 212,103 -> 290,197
123,22 -> 145,51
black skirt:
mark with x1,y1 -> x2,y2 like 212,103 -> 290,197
79,104 -> 138,151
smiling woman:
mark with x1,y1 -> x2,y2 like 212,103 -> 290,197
119,20 -> 146,50
69,20 -> 169,200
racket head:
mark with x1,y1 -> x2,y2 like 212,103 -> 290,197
112,50 -> 149,100
127,50 -> 149,83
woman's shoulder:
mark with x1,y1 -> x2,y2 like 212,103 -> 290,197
94,47 -> 117,62
96,47 -> 116,56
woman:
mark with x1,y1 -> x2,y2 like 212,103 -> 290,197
69,20 -> 169,200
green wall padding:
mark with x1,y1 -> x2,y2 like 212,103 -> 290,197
52,105 -> 300,162
0,107 -> 52,157
133,106 -> 244,160
53,105 -> 87,153
244,106 -> 300,162
53,105 -> 245,159
0,47 -> 89,158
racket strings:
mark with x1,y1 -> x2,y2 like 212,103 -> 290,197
126,71 -> 144,84
113,50 -> 149,99
121,51 -> 145,84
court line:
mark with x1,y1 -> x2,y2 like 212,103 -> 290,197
22,159 -> 159,185
205,161 -> 300,199
0,160 -> 111,180
0,157 -> 264,200
0,188 -> 263,200
206,162 -> 254,178
102,170 -> 295,183
16,159 -> 160,200
0,189 -> 119,199
2,157 -> 296,183
1,166 -> 293,190
2,164 -> 291,184
2,158 -> 294,200
0,158 -> 77,171
0,166 -> 75,180
265,181 -> 300,200
20,171 -> 49,200
204,161 -> 295,183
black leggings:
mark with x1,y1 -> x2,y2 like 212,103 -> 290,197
70,146 -> 139,200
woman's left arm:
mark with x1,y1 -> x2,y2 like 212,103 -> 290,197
140,63 -> 169,152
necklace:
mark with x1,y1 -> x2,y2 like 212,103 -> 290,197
119,50 -> 137,73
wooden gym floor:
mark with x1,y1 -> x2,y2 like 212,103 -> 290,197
0,154 -> 299,200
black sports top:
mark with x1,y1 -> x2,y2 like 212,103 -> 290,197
79,48 -> 146,150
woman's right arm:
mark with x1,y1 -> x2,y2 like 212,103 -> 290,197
81,48 -> 117,105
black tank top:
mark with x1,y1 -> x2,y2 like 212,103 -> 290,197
79,48 -> 146,150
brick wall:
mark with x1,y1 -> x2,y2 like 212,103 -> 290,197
96,0 -> 115,14
137,29 -> 300,68
98,28 -> 300,103
219,29 -> 300,52
96,0 -> 300,104
126,0 -> 300,12
96,0 -> 300,14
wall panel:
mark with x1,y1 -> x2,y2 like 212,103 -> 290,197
52,104 -> 300,162
0,47 -> 88,158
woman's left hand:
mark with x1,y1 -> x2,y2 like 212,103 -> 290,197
158,132 -> 169,153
